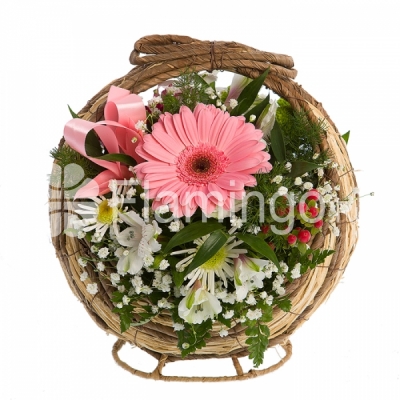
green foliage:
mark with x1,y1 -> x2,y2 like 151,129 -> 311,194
113,304 -> 134,333
49,145 -> 100,190
236,233 -> 280,269
243,302 -> 273,367
163,220 -> 224,254
171,308 -> 213,357
342,130 -> 350,144
274,297 -> 292,312
288,247 -> 335,276
164,71 -> 212,112
186,230 -> 229,275
270,120 -> 286,162
230,69 -> 269,116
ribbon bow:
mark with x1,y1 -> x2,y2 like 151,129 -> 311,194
64,86 -> 146,198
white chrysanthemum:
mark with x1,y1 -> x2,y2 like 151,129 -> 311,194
73,182 -> 123,240
172,235 -> 247,295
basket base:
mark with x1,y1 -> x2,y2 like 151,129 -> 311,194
112,339 -> 292,381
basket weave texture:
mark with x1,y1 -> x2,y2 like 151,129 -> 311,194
49,34 -> 358,381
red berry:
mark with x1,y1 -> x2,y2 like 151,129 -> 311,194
261,224 -> 270,234
297,202 -> 308,214
267,242 -> 275,250
314,219 -> 323,229
298,229 -> 311,243
276,206 -> 289,216
287,234 -> 297,245
308,207 -> 319,218
307,189 -> 319,201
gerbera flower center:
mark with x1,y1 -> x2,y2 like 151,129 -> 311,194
192,157 -> 211,173
200,247 -> 227,271
97,200 -> 118,225
177,143 -> 229,185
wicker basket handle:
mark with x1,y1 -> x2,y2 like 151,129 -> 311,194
130,34 -> 297,80
112,339 -> 292,382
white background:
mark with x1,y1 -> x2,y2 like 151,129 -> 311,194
1,0 -> 399,398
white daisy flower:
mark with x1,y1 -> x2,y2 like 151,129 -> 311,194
73,185 -> 123,240
172,234 -> 247,295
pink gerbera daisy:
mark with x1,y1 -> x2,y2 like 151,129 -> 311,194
134,104 -> 272,217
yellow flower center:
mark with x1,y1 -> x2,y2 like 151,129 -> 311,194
96,200 -> 118,224
200,247 -> 227,271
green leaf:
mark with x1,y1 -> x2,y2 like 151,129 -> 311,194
94,153 -> 137,166
342,130 -> 350,144
230,69 -> 269,116
288,160 -> 321,178
270,121 -> 286,162
243,93 -> 270,122
246,322 -> 270,368
166,256 -> 186,287
311,227 -> 320,236
119,313 -> 132,333
236,233 -> 280,269
85,129 -> 103,157
297,242 -> 307,255
275,297 -> 292,312
171,267 -> 186,287
185,230 -> 229,275
163,220 -> 224,254
68,105 -> 80,119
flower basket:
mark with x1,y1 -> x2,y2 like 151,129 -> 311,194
49,34 -> 359,381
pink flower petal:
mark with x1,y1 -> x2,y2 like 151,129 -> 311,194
180,106 -> 199,146
209,109 -> 230,146
173,112 -> 191,147
226,141 -> 266,163
216,116 -> 238,150
138,162 -> 175,174
196,108 -> 214,143
152,126 -> 185,156
162,113 -> 185,146
216,175 -> 245,190
142,138 -> 176,164
226,158 -> 263,173
207,182 -> 228,201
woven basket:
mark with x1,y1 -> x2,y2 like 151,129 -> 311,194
49,34 -> 359,381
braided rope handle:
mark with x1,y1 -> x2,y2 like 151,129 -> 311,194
80,34 -> 337,132
112,339 -> 292,382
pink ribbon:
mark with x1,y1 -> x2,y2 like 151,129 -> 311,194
64,86 -> 146,198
